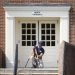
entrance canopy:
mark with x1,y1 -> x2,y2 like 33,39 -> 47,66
4,3 -> 70,17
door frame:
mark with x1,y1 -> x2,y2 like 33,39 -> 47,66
17,19 -> 59,67
4,5 -> 70,68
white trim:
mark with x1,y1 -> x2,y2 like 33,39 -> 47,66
4,6 -> 70,18
4,6 -> 70,11
5,17 -> 15,68
60,17 -> 69,43
4,5 -> 71,68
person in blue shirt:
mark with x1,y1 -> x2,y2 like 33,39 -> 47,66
32,41 -> 45,68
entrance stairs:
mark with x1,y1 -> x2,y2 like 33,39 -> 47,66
0,68 -> 58,75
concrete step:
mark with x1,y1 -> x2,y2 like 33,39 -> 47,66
0,68 -> 58,75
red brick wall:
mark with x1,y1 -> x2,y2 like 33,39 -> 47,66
0,0 -> 5,68
0,0 -> 75,67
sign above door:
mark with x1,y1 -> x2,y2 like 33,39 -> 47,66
32,10 -> 42,16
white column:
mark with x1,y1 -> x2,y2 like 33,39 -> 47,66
5,17 -> 15,68
60,17 -> 69,43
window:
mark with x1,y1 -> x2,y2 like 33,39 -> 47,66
21,23 -> 36,46
41,23 -> 56,46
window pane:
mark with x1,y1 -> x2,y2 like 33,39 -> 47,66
46,24 -> 50,28
32,23 -> 36,28
41,24 -> 45,28
47,41 -> 50,46
51,36 -> 55,40
46,30 -> 50,34
22,29 -> 26,34
42,41 -> 45,46
32,29 -> 36,34
32,35 -> 36,40
22,35 -> 26,40
27,35 -> 31,40
27,29 -> 31,34
22,41 -> 26,46
51,41 -> 55,46
27,41 -> 31,46
41,30 -> 45,34
51,30 -> 55,34
42,36 -> 45,40
47,36 -> 50,40
27,23 -> 31,28
51,24 -> 55,28
32,41 -> 36,46
22,23 -> 26,28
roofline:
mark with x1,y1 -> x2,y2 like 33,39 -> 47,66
3,3 -> 71,12
4,3 -> 71,7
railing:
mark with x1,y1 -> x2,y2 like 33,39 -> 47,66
13,44 -> 18,75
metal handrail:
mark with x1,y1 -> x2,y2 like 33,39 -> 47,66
13,44 -> 18,75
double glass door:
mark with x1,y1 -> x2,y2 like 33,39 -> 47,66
18,20 -> 58,68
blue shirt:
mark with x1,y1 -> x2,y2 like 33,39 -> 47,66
35,46 -> 45,55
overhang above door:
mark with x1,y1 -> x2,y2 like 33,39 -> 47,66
4,3 -> 71,17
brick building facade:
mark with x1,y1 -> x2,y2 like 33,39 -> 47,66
0,0 -> 75,68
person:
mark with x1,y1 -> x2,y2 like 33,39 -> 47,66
32,41 -> 45,68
